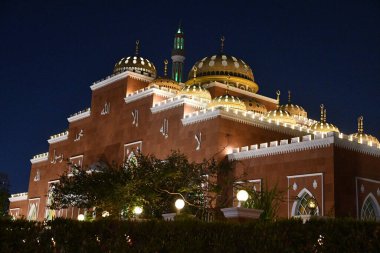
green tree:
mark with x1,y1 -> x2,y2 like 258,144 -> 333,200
0,173 -> 10,218
241,181 -> 285,221
50,151 -> 235,220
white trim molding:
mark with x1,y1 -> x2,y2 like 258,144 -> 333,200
48,131 -> 69,144
151,96 -> 207,114
90,71 -> 153,91
125,87 -> 176,104
30,152 -> 49,164
9,192 -> 28,202
67,108 -> 91,122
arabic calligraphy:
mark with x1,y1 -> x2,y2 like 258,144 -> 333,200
195,132 -> 202,150
74,129 -> 84,142
160,118 -> 168,138
50,149 -> 63,164
132,109 -> 139,127
33,169 -> 40,182
101,102 -> 110,115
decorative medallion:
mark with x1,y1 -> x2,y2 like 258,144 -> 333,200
313,180 -> 318,189
293,182 -> 298,191
360,184 -> 364,193
377,188 -> 380,197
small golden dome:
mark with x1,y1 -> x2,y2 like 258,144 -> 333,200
349,116 -> 379,145
310,104 -> 339,133
178,84 -> 212,101
186,37 -> 258,93
207,93 -> 246,111
113,40 -> 157,78
243,98 -> 267,114
279,91 -> 307,118
150,60 -> 181,91
265,91 -> 296,124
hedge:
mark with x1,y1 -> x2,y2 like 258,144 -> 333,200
1,218 -> 379,253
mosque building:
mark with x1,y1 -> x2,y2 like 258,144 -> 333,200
9,27 -> 380,221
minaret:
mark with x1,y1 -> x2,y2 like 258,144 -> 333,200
171,24 -> 185,82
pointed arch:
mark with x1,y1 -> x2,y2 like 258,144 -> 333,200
291,188 -> 319,217
361,193 -> 380,221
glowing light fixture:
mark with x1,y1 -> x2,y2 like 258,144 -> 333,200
77,214 -> 85,221
175,199 -> 185,213
133,206 -> 143,215
236,189 -> 249,207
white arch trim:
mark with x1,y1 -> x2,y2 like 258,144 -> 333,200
361,192 -> 380,221
291,188 -> 319,217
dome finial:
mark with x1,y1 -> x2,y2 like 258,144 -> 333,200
320,104 -> 325,123
288,90 -> 291,104
276,90 -> 281,108
226,74 -> 231,94
358,116 -> 364,134
220,36 -> 225,53
192,66 -> 197,84
164,59 -> 168,77
135,40 -> 140,55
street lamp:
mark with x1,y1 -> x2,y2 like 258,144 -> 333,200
133,206 -> 143,216
236,190 -> 249,207
102,211 -> 110,218
175,198 -> 185,214
77,214 -> 85,221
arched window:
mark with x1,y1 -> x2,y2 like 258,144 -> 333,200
292,188 -> 319,216
361,193 -> 380,221
28,203 -> 38,221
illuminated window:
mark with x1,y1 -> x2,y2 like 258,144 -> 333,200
361,193 -> 380,221
27,203 -> 38,221
295,191 -> 319,216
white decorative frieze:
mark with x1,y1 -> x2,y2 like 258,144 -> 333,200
132,109 -> 139,127
9,192 -> 28,202
48,131 -> 69,144
125,86 -> 176,104
195,132 -> 202,150
74,129 -> 84,142
30,152 -> 49,164
151,96 -> 208,114
160,118 -> 169,138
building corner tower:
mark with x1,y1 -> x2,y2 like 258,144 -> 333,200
171,25 -> 185,82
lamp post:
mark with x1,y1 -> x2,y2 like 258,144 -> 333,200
236,189 -> 249,207
175,198 -> 185,214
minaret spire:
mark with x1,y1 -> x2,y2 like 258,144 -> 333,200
320,104 -> 325,123
171,24 -> 185,82
288,90 -> 291,104
164,59 -> 168,77
220,36 -> 225,53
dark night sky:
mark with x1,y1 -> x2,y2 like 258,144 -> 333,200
1,0 -> 379,193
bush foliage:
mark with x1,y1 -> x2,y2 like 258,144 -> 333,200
1,218 -> 379,253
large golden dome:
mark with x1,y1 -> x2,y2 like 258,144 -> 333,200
207,93 -> 246,111
279,91 -> 307,118
349,116 -> 379,145
310,104 -> 339,133
243,98 -> 267,114
113,40 -> 157,78
186,54 -> 259,93
178,84 -> 211,101
150,60 -> 181,91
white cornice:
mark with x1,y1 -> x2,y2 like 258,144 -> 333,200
204,81 -> 278,104
229,136 -> 334,161
90,71 -> 154,91
48,131 -> 69,144
30,152 -> 49,164
334,133 -> 380,157
124,87 -> 176,104
151,96 -> 207,114
67,108 -> 91,122
9,192 -> 28,202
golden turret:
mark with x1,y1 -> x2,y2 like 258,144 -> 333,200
349,116 -> 379,145
265,91 -> 296,124
310,104 -> 339,133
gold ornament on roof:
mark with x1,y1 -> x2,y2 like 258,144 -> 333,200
179,66 -> 211,100
135,40 -> 140,55
150,59 -> 180,91
265,90 -> 296,124
310,104 -> 339,133
349,116 -> 379,145
279,90 -> 307,118
243,98 -> 267,114
220,36 -> 225,53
